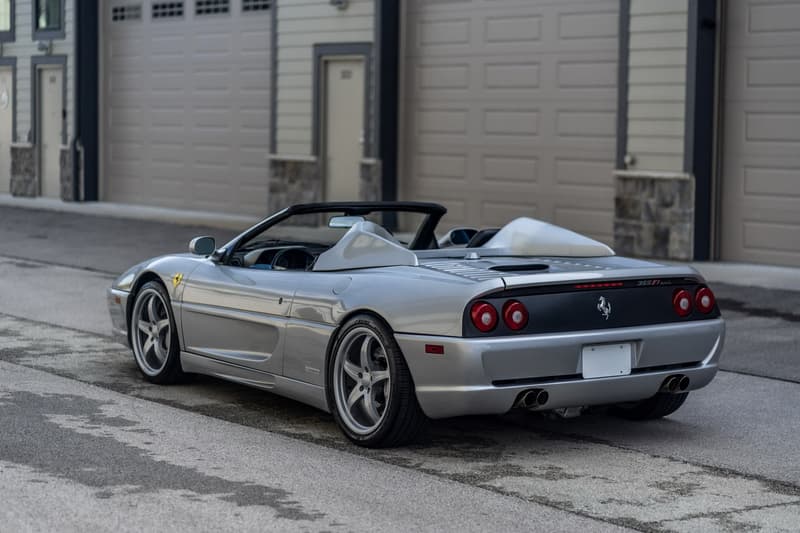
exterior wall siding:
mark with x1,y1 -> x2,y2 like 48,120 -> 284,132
625,0 -> 687,172
274,0 -> 374,156
4,1 -> 75,144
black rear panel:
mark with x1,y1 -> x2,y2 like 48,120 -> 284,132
463,277 -> 721,337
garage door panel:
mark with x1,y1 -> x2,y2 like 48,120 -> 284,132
104,1 -> 270,216
721,0 -> 800,266
403,0 -> 617,234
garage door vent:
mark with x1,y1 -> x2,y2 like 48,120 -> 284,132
196,0 -> 229,15
112,4 -> 142,21
152,1 -> 184,19
242,0 -> 270,12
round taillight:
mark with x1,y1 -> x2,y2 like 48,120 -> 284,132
695,287 -> 715,314
470,301 -> 498,333
672,289 -> 693,317
502,300 -> 529,331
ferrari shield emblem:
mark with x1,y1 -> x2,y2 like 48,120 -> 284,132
172,273 -> 184,288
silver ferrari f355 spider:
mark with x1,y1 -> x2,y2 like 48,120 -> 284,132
108,202 -> 725,447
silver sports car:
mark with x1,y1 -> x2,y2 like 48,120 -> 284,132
108,202 -> 725,447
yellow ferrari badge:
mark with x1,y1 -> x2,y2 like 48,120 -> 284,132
172,273 -> 184,288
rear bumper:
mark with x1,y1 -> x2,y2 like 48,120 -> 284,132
395,318 -> 724,419
107,288 -> 130,347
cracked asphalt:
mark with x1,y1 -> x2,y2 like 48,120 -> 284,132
1,205 -> 799,532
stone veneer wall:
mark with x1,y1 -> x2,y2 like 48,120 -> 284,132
269,157 -> 384,214
60,147 -> 76,201
268,158 -> 322,214
10,145 -> 36,197
614,172 -> 695,260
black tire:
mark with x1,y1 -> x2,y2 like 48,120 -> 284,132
327,314 -> 428,448
129,281 -> 184,384
612,392 -> 689,420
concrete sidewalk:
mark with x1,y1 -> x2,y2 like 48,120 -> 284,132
1,194 -> 798,292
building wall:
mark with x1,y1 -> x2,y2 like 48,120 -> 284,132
625,0 -> 688,172
274,0 -> 375,156
4,0 -> 75,144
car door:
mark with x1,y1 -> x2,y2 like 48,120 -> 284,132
179,259 -> 306,375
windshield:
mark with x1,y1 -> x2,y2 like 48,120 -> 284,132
237,210 -> 430,253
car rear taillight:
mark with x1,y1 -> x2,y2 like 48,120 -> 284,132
672,289 -> 693,317
470,301 -> 498,333
695,287 -> 715,314
502,300 -> 528,330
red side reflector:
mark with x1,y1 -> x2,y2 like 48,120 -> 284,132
574,282 -> 624,290
425,344 -> 445,355
114,296 -> 122,304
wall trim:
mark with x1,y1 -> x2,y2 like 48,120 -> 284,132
269,0 -> 277,154
75,0 -> 99,201
684,0 -> 717,260
30,54 -> 68,146
377,0 -> 400,209
615,0 -> 630,170
311,42 -> 373,158
0,57 -> 17,143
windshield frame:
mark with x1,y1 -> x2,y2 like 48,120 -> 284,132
215,202 -> 447,265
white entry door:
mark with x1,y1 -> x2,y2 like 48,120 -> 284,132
324,58 -> 365,201
39,66 -> 63,198
0,68 -> 12,193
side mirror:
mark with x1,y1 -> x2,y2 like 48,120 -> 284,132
189,236 -> 216,256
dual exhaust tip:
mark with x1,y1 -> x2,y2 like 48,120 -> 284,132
516,374 -> 690,410
517,389 -> 549,410
661,374 -> 690,394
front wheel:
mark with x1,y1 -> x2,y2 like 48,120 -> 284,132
327,315 -> 427,448
130,281 -> 184,384
612,392 -> 689,420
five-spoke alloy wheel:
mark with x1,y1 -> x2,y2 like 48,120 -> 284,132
130,281 -> 183,384
328,315 -> 427,447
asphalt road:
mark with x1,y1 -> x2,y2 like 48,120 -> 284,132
1,206 -> 799,532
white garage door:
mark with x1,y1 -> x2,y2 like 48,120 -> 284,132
103,0 -> 271,216
401,0 -> 618,242
720,0 -> 800,267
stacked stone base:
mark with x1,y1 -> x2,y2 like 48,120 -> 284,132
9,144 -> 78,201
614,171 -> 695,261
268,156 -> 383,214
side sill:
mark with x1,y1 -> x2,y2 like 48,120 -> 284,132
180,351 -> 330,413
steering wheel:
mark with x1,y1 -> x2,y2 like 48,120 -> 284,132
270,247 -> 316,271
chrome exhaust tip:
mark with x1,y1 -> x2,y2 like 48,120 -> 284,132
517,389 -> 549,409
678,375 -> 690,391
661,376 -> 679,393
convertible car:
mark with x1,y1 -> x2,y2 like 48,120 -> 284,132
108,202 -> 725,447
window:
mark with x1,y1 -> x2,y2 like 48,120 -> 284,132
0,0 -> 11,34
36,0 -> 61,31
112,4 -> 142,22
196,0 -> 229,15
242,0 -> 270,12
152,1 -> 184,19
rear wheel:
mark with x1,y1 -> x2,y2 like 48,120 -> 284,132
612,392 -> 689,420
130,281 -> 184,384
328,315 -> 427,447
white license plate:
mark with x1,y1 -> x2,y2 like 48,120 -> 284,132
581,343 -> 632,379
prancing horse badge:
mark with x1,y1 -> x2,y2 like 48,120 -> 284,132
597,296 -> 612,320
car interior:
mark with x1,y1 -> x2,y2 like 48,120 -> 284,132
224,205 -> 490,272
